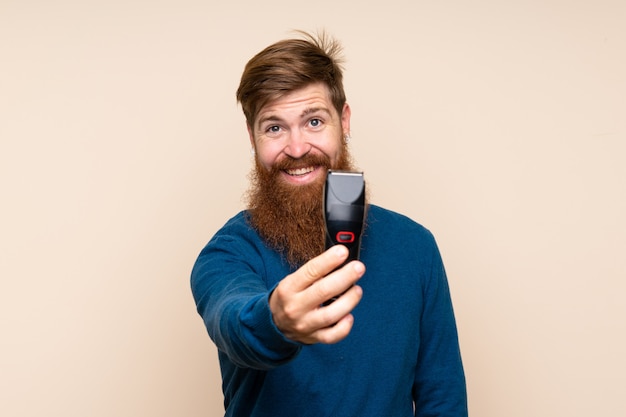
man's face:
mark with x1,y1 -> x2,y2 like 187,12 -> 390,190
248,82 -> 351,187
245,82 -> 354,266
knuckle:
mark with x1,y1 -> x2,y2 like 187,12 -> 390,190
292,320 -> 308,335
316,332 -> 332,344
273,284 -> 287,301
304,258 -> 321,280
282,302 -> 299,321
319,307 -> 336,326
314,279 -> 331,300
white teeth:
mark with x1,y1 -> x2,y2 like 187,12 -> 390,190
286,166 -> 315,176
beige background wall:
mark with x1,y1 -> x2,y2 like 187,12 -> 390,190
1,1 -> 624,416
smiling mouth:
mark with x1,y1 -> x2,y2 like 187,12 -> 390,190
284,166 -> 317,176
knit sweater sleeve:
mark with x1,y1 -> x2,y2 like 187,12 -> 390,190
412,234 -> 468,416
190,214 -> 301,370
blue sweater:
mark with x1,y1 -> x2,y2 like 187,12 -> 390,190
191,205 -> 467,416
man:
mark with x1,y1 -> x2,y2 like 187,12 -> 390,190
191,31 -> 467,416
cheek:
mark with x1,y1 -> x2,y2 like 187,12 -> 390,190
320,137 -> 343,163
255,145 -> 281,170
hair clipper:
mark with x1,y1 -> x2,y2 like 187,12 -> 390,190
323,170 -> 366,304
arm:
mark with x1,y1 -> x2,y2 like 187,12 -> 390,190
191,226 -> 365,369
191,233 -> 299,370
413,246 -> 468,417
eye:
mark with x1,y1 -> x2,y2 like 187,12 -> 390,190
309,118 -> 323,128
266,125 -> 281,134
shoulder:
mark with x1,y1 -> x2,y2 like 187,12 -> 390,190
216,210 -> 252,234
362,205 -> 441,265
366,204 -> 435,241
194,210 -> 287,276
196,210 -> 265,263
208,210 -> 261,246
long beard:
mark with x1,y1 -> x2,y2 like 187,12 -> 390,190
246,146 -> 355,267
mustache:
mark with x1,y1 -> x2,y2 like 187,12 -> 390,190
270,153 -> 332,172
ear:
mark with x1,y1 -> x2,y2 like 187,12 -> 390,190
341,103 -> 352,136
247,123 -> 255,148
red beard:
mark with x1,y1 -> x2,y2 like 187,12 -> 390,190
246,147 -> 355,267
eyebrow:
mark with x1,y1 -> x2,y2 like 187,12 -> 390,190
256,114 -> 283,127
300,107 -> 331,118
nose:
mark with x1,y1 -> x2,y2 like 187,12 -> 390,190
284,130 -> 311,159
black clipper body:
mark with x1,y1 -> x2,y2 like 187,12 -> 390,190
323,170 -> 366,270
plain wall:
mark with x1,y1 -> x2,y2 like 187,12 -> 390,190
1,1 -> 624,416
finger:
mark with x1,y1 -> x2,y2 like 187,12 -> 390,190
285,245 -> 349,292
273,283 -> 363,344
311,313 -> 356,345
309,260 -> 365,307
312,283 -> 364,327
283,282 -> 363,342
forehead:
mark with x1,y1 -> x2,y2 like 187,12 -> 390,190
255,83 -> 336,125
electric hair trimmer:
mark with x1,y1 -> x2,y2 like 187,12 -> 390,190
323,170 -> 366,304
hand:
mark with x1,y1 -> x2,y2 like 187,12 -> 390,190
269,245 -> 365,345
